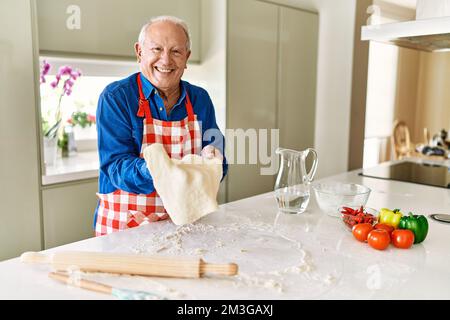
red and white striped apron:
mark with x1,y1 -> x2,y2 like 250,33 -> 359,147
95,73 -> 202,236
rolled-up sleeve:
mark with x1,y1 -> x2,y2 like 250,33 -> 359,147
96,91 -> 155,194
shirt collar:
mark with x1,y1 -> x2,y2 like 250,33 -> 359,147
140,73 -> 187,106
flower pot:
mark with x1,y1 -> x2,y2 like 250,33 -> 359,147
59,125 -> 77,158
43,136 -> 58,167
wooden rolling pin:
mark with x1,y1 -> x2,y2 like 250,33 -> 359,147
21,251 -> 238,278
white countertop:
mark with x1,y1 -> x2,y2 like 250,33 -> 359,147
2,162 -> 450,300
42,151 -> 99,185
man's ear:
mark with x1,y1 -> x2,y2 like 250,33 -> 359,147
134,42 -> 142,63
185,50 -> 191,68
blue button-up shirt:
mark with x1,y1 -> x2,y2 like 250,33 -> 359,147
94,72 -> 228,224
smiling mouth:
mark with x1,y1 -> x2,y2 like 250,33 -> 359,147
154,66 -> 175,73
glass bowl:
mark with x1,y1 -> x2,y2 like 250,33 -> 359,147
312,182 -> 371,217
340,206 -> 379,230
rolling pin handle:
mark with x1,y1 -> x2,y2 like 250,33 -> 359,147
20,252 -> 52,264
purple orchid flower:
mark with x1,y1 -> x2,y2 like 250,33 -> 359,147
63,79 -> 75,96
70,70 -> 81,80
39,60 -> 51,84
41,61 -> 82,138
50,65 -> 81,96
65,79 -> 74,88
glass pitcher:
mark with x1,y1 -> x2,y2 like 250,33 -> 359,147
274,147 -> 318,214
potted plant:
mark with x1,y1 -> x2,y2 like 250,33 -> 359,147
39,60 -> 81,165
64,111 -> 96,155
69,111 -> 96,139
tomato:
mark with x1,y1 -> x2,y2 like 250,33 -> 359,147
352,223 -> 373,242
391,229 -> 415,249
374,223 -> 394,237
367,229 -> 390,250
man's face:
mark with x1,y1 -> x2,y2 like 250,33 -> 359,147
135,21 -> 191,92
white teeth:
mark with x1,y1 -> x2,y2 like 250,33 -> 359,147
155,67 -> 172,73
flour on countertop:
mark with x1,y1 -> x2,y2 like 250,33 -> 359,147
324,274 -> 337,285
215,240 -> 224,248
126,217 -> 341,295
129,220 -> 276,256
233,272 -> 284,293
194,248 -> 207,255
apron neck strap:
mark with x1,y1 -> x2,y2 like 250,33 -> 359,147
137,73 -> 152,119
184,92 -> 195,122
136,72 -> 194,121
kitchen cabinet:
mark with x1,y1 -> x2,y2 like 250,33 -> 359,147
226,0 -> 278,202
0,0 -> 42,261
226,0 -> 318,202
278,6 -> 318,152
35,0 -> 201,62
42,179 -> 98,249
1,1 -> 102,259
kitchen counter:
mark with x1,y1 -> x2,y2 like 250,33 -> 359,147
42,151 -> 99,185
1,163 -> 450,299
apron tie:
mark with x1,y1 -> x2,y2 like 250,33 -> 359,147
137,98 -> 150,118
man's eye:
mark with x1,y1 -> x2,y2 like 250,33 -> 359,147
151,47 -> 162,53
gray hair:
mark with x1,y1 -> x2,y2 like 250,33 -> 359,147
138,15 -> 191,51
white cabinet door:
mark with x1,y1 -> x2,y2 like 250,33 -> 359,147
36,0 -> 201,62
42,180 -> 98,249
226,0 -> 279,202
278,7 -> 318,152
226,0 -> 319,202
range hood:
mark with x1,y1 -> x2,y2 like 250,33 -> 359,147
361,0 -> 450,52
362,16 -> 450,52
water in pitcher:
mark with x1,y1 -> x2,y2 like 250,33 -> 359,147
274,147 -> 318,214
275,187 -> 310,214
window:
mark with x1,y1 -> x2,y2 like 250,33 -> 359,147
39,56 -> 138,183
39,56 -> 138,152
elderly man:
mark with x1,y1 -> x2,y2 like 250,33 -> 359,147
94,16 -> 227,236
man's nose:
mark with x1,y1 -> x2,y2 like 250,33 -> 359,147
159,50 -> 171,64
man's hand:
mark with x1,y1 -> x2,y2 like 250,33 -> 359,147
201,145 -> 223,161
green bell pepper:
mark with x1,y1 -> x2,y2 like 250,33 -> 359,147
398,212 -> 429,244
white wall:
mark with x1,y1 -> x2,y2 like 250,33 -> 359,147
365,42 -> 399,140
363,2 -> 424,167
363,41 -> 399,168
363,42 -> 421,167
415,52 -> 450,139
261,0 -> 357,178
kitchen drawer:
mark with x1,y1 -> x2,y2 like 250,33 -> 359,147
42,179 -> 98,249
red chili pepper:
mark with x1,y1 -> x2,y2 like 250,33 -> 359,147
342,207 -> 355,215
